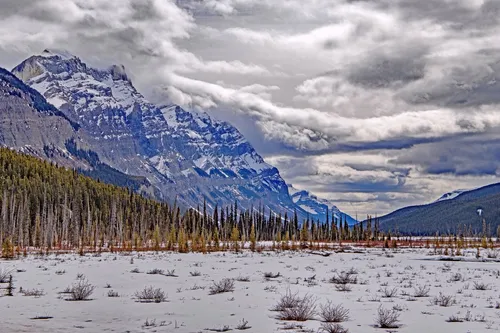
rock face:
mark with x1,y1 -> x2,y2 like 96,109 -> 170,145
9,50 -> 296,215
0,66 -> 82,168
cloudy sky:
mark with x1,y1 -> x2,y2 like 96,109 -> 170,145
1,0 -> 500,217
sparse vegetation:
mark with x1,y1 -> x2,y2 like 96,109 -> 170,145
375,306 -> 401,328
66,278 -> 95,301
319,302 -> 349,323
209,279 -> 235,295
134,286 -> 167,303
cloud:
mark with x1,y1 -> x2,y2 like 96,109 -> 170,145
1,0 -> 500,217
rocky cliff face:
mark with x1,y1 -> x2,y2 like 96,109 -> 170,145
0,66 -> 84,168
11,50 -> 297,215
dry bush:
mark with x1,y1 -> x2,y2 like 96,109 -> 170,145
272,289 -> 302,311
134,286 -> 167,303
21,288 -> 44,297
164,269 -> 177,277
375,306 -> 401,328
107,290 -> 119,297
413,285 -> 430,297
473,281 -> 490,290
320,323 -> 349,333
381,287 -> 398,298
236,275 -> 250,282
209,278 -> 235,295
67,279 -> 95,301
0,267 -> 12,283
147,268 -> 164,275
319,302 -> 349,322
329,272 -> 357,285
446,315 -> 463,322
235,318 -> 251,330
277,293 -> 317,321
190,271 -> 201,277
431,293 -> 456,307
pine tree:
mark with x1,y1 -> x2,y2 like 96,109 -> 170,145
1,237 -> 14,259
231,226 -> 240,253
249,223 -> 256,252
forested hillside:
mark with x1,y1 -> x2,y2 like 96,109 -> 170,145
0,148 -> 360,255
377,183 -> 500,235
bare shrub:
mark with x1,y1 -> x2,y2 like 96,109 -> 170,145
473,281 -> 490,290
320,323 -> 349,333
147,268 -> 164,275
236,318 -> 251,330
413,285 -> 430,297
236,275 -> 250,282
277,294 -> 317,321
446,315 -> 463,322
0,268 -> 13,283
165,269 -> 178,277
134,286 -> 167,303
375,306 -> 401,328
319,302 -> 349,323
432,293 -> 456,307
67,279 -> 95,301
107,290 -> 119,297
190,271 -> 201,277
130,268 -> 140,273
329,272 -> 357,285
209,278 -> 235,295
21,288 -> 44,297
272,289 -> 302,311
381,287 -> 398,298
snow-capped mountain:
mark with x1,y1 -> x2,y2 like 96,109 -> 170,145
10,49 -> 303,216
434,189 -> 468,202
288,185 -> 357,225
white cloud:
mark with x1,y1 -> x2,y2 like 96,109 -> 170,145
2,0 -> 500,216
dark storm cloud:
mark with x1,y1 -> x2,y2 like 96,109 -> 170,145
391,134 -> 500,176
346,45 -> 427,88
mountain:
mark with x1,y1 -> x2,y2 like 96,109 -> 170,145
376,182 -> 500,235
0,64 -> 155,193
434,189 -> 468,202
288,185 -> 357,225
7,49 -> 329,220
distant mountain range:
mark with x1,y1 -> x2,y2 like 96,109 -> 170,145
288,185 -> 357,225
1,49 -> 354,223
376,183 -> 500,235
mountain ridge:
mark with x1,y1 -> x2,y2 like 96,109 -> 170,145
5,50 -> 351,222
375,182 -> 500,235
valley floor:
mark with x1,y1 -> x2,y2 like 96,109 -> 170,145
1,247 -> 499,333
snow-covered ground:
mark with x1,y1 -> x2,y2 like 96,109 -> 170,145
1,247 -> 499,333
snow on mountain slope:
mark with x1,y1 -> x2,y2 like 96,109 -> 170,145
11,50 -> 300,216
434,189 -> 469,202
288,185 -> 357,225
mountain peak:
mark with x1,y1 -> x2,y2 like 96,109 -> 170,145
40,48 -> 77,60
109,64 -> 130,82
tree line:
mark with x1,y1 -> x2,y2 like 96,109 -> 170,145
0,148 -> 389,257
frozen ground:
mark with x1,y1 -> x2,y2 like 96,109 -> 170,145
1,247 -> 500,333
